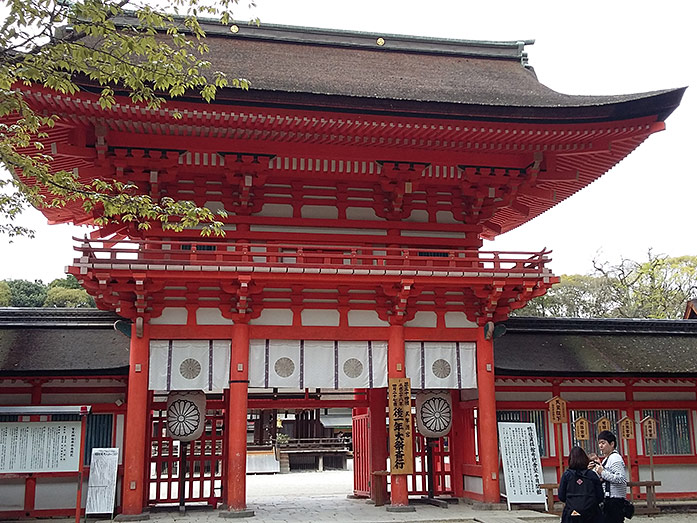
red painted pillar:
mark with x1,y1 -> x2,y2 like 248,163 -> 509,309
476,327 -> 500,503
224,320 -> 251,513
387,320 -> 409,507
450,390 -> 465,497
122,322 -> 150,515
625,384 -> 640,495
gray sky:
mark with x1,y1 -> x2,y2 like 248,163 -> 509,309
1,0 -> 694,282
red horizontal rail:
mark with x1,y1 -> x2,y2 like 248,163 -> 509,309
73,237 -> 553,276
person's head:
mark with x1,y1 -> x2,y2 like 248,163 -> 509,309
568,446 -> 590,470
597,430 -> 617,456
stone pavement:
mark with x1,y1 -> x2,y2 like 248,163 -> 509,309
14,470 -> 695,523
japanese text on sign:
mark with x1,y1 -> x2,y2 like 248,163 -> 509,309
547,396 -> 567,424
0,421 -> 82,473
388,377 -> 414,475
574,417 -> 590,441
642,417 -> 657,440
619,417 -> 635,440
596,416 -> 612,433
498,422 -> 547,509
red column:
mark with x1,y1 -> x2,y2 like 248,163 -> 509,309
224,320 -> 251,513
625,384 -> 640,495
122,322 -> 150,515
476,327 -> 500,503
387,320 -> 409,507
449,389 -> 465,498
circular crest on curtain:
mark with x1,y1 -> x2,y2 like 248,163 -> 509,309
415,390 -> 452,438
166,390 -> 206,441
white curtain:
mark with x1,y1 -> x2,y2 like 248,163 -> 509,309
149,339 -> 230,392
249,339 -> 387,389
405,341 -> 477,389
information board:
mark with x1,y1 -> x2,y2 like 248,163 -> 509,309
498,422 -> 547,510
0,421 -> 81,473
388,377 -> 413,475
86,448 -> 119,515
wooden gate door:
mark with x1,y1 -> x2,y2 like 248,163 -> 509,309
148,407 -> 225,505
352,413 -> 370,497
408,431 -> 453,496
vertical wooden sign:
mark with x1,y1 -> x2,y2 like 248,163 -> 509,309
596,416 -> 612,433
641,416 -> 658,482
547,396 -> 568,424
388,377 -> 413,475
619,416 -> 635,440
574,416 -> 590,441
546,396 -> 567,478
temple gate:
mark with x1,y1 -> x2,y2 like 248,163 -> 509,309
13,20 -> 683,516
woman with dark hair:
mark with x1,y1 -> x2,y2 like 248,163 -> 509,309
558,446 -> 604,523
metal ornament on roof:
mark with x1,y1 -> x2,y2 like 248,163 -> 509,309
415,390 -> 452,438
166,390 -> 206,441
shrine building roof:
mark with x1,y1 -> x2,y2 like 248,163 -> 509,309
496,316 -> 697,377
111,17 -> 686,123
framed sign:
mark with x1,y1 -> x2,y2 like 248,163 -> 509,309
498,422 -> 547,510
642,416 -> 657,440
0,421 -> 81,473
596,416 -> 612,433
388,377 -> 413,475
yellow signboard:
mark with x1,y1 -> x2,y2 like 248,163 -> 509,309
642,416 -> 657,440
596,416 -> 612,433
547,396 -> 568,424
388,377 -> 414,475
574,417 -> 590,441
619,416 -> 635,440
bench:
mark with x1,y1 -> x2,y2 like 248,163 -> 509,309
538,480 -> 662,514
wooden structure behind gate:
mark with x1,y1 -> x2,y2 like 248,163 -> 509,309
148,405 -> 226,505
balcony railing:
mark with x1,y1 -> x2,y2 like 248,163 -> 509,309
72,237 -> 554,278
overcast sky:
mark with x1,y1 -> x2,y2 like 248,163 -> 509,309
1,0 -> 694,282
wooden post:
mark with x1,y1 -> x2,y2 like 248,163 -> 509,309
641,416 -> 657,483
476,327 -> 500,503
122,322 -> 150,515
546,396 -> 568,482
225,320 -> 252,513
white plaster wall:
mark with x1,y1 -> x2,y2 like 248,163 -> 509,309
638,465 -> 697,493
0,393 -> 31,405
301,309 -> 340,326
150,307 -> 188,325
543,466 -> 558,484
250,309 -> 293,326
301,205 -> 338,220
204,200 -> 225,213
0,479 -> 24,510
35,477 -> 87,509
116,414 -> 125,465
41,394 -> 123,405
347,310 -> 388,327
346,207 -> 382,221
436,210 -> 457,223
404,311 -> 437,328
400,229 -> 465,238
464,475 -> 483,495
404,209 -> 429,222
444,312 -> 477,328
633,391 -> 696,401
196,308 -> 233,325
250,224 -> 387,236
496,391 -> 553,402
255,203 -> 293,217
558,391 -> 625,401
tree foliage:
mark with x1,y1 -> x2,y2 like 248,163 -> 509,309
2,274 -> 95,306
514,252 -> 697,319
1,0 -> 252,238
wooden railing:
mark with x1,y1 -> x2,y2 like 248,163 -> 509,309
73,237 -> 554,277
539,480 -> 662,515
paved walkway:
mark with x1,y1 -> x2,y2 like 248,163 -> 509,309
14,470 -> 696,523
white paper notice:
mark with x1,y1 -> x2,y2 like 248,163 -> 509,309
0,421 -> 82,473
498,422 -> 547,510
86,448 -> 119,515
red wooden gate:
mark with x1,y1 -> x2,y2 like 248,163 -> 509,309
148,407 -> 225,505
352,413 -> 370,497
408,432 -> 452,496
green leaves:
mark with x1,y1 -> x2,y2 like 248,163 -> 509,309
1,0 -> 251,237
